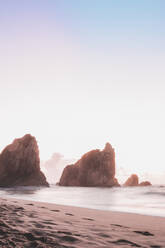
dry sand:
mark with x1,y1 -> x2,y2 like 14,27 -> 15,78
0,197 -> 164,247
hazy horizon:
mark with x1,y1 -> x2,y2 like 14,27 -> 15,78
1,1 -> 165,180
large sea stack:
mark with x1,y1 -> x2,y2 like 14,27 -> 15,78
0,134 -> 49,187
59,143 -> 120,187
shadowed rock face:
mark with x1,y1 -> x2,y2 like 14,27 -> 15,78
124,174 -> 139,187
0,134 -> 49,187
124,174 -> 152,187
59,143 -> 120,187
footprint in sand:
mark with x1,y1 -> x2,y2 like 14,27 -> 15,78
97,233 -> 111,238
150,246 -> 162,248
34,223 -> 45,228
109,239 -> 141,247
82,218 -> 94,221
57,231 -> 72,235
0,229 -> 6,236
42,221 -> 58,226
28,213 -> 36,218
134,230 -> 154,236
6,221 -> 16,227
32,229 -> 45,236
65,213 -> 74,216
26,203 -> 34,206
51,209 -> 60,212
111,224 -> 129,228
46,226 -> 53,229
23,232 -> 36,241
15,207 -> 24,211
15,220 -> 24,224
59,235 -> 78,242
0,220 -> 10,228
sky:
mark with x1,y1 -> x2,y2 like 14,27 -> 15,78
0,0 -> 165,178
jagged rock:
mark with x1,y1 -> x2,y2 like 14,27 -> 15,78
59,143 -> 120,187
124,174 -> 139,186
139,181 -> 152,186
0,134 -> 49,187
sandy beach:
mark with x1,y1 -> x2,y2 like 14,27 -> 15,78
0,197 -> 164,247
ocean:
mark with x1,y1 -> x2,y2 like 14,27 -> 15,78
0,185 -> 165,217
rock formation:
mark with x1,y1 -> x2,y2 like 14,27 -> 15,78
124,174 -> 151,187
59,142 -> 120,187
124,174 -> 139,186
0,134 -> 49,187
139,181 -> 152,186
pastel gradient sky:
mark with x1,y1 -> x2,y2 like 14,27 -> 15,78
0,1 -> 165,176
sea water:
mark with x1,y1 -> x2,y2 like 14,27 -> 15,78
0,185 -> 165,217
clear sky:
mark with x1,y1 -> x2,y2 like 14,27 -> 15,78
0,0 -> 165,176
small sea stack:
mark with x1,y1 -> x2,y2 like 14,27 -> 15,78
124,174 -> 151,187
124,174 -> 139,187
139,181 -> 152,186
59,142 -> 120,187
0,134 -> 49,187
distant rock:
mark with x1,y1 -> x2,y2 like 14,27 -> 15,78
0,134 -> 49,187
139,181 -> 152,186
59,142 -> 120,187
124,174 -> 139,186
124,174 -> 152,187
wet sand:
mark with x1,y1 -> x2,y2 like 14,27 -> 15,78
0,197 -> 164,247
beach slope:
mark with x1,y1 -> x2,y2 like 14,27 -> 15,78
0,197 -> 164,247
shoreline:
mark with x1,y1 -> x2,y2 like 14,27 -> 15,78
2,192 -> 165,219
0,197 -> 165,247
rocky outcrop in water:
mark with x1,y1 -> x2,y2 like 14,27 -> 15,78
124,174 -> 151,187
139,181 -> 152,186
0,134 -> 49,187
124,174 -> 139,186
59,143 -> 120,187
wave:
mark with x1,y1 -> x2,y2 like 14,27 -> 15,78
0,185 -> 165,217
144,191 -> 165,197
